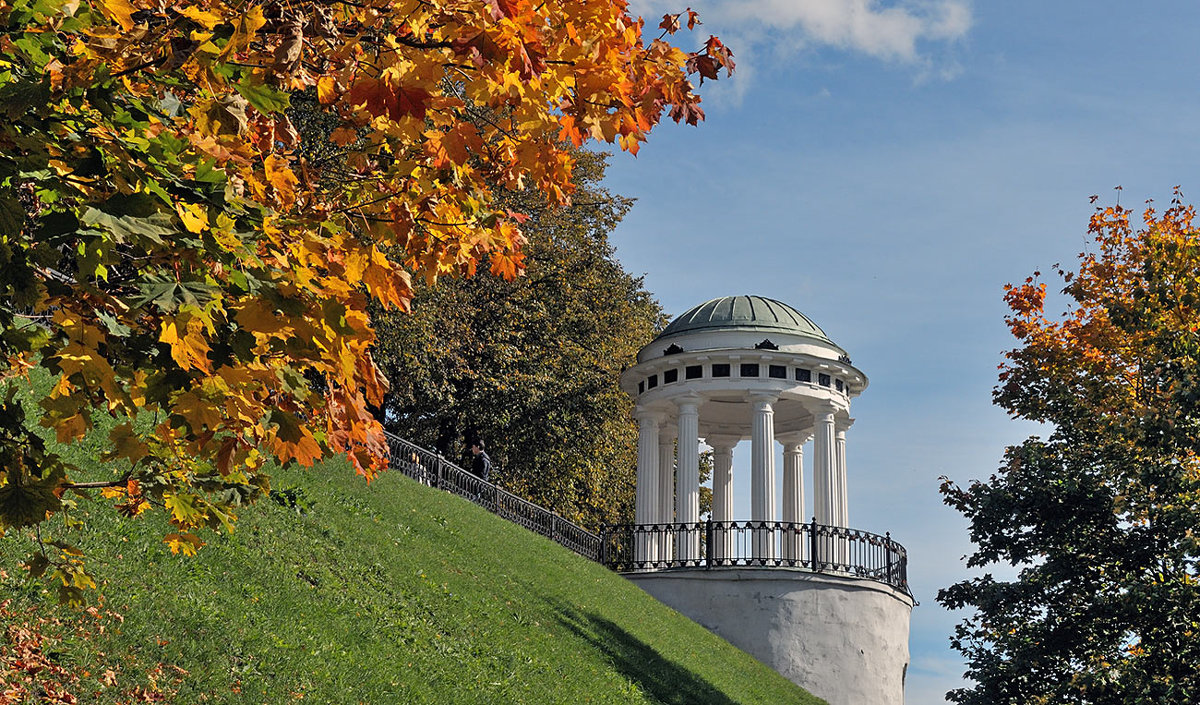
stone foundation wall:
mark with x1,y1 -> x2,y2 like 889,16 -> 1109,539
626,568 -> 913,705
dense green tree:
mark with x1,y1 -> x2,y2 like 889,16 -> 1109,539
938,194 -> 1200,703
371,152 -> 664,528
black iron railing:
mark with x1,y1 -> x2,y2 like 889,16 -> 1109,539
384,432 -> 909,594
384,431 -> 602,561
598,520 -> 910,594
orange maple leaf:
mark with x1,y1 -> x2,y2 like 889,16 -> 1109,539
345,74 -> 432,122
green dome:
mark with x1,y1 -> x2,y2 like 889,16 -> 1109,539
655,296 -> 834,344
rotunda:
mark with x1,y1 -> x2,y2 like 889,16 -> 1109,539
611,295 -> 913,705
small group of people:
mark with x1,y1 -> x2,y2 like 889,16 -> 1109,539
402,435 -> 491,487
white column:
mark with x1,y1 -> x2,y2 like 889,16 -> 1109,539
833,418 -> 854,570
813,403 -> 837,527
709,437 -> 736,523
657,422 -> 676,565
780,434 -> 807,562
707,435 -> 738,563
749,392 -> 777,562
676,395 -> 701,563
634,407 -> 660,566
835,419 -> 853,527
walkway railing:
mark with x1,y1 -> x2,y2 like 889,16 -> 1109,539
598,520 -> 910,594
384,431 -> 602,561
384,431 -> 909,595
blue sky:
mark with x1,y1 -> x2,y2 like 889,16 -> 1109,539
603,2 -> 1200,702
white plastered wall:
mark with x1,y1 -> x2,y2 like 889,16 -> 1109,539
627,569 -> 913,705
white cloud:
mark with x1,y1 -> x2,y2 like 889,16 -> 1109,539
636,1 -> 971,63
630,1 -> 972,107
722,0 -> 972,61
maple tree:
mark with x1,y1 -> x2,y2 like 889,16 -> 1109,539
372,150 -> 663,528
939,191 -> 1200,703
0,0 -> 732,600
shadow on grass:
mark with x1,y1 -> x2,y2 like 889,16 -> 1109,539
551,599 -> 739,705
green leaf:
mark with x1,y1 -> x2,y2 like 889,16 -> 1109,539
97,311 -> 131,337
0,196 -> 24,234
164,492 -> 206,526
131,277 -> 180,311
0,475 -> 63,529
0,78 -> 50,119
131,275 -> 218,312
80,207 -> 175,245
33,210 -> 79,243
194,158 -> 228,186
270,409 -> 304,443
158,91 -> 184,117
234,75 -> 291,114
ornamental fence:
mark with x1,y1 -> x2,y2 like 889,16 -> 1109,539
385,431 -> 602,561
383,431 -> 909,595
598,520 -> 909,593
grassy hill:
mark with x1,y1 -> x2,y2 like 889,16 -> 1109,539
1,417 -> 823,703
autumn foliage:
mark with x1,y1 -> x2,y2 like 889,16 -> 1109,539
939,192 -> 1200,703
372,151 -> 663,529
0,0 -> 731,596
1,597 -> 185,703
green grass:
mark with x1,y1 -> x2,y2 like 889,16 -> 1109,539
1,381 -> 823,704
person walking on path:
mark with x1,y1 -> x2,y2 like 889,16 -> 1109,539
470,439 -> 492,482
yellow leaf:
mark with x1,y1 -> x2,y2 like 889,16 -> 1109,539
218,6 -> 266,60
235,299 -> 285,334
264,154 -> 299,209
56,411 -> 90,443
317,76 -> 338,104
177,202 -> 208,233
163,532 -> 205,556
212,226 -> 242,252
179,6 -> 222,30
489,250 -> 523,280
72,569 -> 96,590
190,95 -> 249,137
159,316 -> 212,373
172,391 -> 224,430
362,258 -> 412,310
98,0 -> 136,31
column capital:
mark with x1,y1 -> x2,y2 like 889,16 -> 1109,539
705,434 -> 740,452
836,417 -> 856,432
777,431 -> 811,444
748,391 -> 777,411
675,393 -> 702,413
809,399 -> 838,419
634,405 -> 663,424
777,433 -> 809,452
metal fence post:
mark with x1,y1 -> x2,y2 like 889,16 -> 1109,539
810,516 -> 820,573
885,531 -> 895,586
435,456 -> 444,490
705,519 -> 713,569
599,524 -> 608,567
